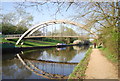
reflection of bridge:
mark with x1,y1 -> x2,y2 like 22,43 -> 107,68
17,54 -> 76,79
24,59 -> 78,65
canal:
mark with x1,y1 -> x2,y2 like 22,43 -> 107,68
2,45 -> 89,79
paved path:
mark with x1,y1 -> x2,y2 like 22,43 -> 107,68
85,49 -> 118,79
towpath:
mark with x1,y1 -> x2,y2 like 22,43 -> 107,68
85,49 -> 118,79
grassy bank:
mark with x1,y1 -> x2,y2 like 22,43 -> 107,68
2,38 -> 15,43
68,47 -> 92,79
2,38 -> 63,47
99,47 -> 118,64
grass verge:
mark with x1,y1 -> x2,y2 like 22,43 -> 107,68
2,38 -> 16,44
68,47 -> 92,79
2,38 -> 61,47
99,47 -> 118,65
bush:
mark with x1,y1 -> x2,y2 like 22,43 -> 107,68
2,23 -> 28,35
97,46 -> 102,48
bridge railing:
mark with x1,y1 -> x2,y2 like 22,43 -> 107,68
5,34 -> 42,38
5,34 -> 23,37
4,34 -> 95,39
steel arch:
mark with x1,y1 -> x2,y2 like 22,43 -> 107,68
16,20 -> 98,45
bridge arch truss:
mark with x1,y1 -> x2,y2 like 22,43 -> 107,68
16,20 -> 98,45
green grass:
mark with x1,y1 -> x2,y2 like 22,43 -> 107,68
16,39 -> 58,47
40,37 -> 64,43
99,47 -> 118,64
26,39 -> 58,45
68,47 -> 92,79
2,39 -> 16,44
2,38 -> 61,47
15,41 -> 57,47
24,41 -> 57,46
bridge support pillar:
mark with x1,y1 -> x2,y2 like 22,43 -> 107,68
66,38 -> 70,44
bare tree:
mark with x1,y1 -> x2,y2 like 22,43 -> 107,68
15,2 -> 119,36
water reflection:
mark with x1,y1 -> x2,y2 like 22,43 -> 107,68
2,45 -> 89,79
2,59 -> 33,79
56,47 -> 66,51
21,46 -> 89,63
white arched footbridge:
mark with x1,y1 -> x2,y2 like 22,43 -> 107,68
16,20 -> 98,45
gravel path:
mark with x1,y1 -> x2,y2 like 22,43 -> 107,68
85,49 -> 118,79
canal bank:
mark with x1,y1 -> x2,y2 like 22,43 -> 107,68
2,45 -> 89,79
2,43 -> 82,54
68,47 -> 92,79
2,38 -> 84,53
2,38 -> 92,79
68,48 -> 118,79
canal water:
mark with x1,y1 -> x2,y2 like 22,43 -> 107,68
2,46 -> 89,79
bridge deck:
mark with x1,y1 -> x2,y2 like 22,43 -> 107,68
5,36 -> 94,39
